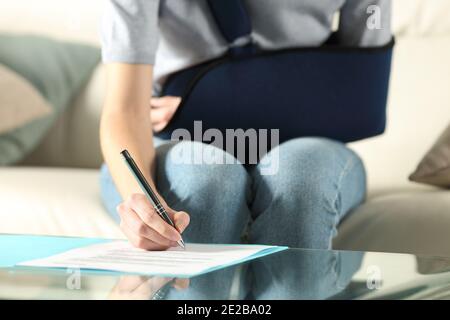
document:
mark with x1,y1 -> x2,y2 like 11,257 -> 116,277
18,241 -> 286,277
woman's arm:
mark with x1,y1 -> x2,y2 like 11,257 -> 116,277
101,64 -> 155,197
100,63 -> 189,250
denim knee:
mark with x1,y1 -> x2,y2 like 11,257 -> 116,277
250,137 -> 366,248
99,164 -> 122,223
156,141 -> 251,243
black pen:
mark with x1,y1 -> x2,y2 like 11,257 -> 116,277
151,279 -> 175,300
120,149 -> 186,249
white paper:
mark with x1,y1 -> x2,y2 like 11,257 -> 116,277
18,241 -> 279,277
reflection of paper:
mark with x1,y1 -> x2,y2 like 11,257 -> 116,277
19,241 -> 285,277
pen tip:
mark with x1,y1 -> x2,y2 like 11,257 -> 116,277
178,239 -> 186,250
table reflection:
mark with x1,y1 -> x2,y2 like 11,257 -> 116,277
5,249 -> 450,299
106,249 -> 364,300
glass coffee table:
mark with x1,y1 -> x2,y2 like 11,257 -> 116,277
1,248 -> 450,300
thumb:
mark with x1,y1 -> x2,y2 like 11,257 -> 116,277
173,278 -> 190,291
172,211 -> 190,234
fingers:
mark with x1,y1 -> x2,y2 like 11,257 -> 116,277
151,106 -> 177,132
171,211 -> 190,234
119,208 -> 179,248
151,104 -> 177,122
117,201 -> 179,249
117,194 -> 188,251
148,277 -> 189,293
152,116 -> 172,132
114,275 -> 149,292
173,278 -> 190,291
150,96 -> 181,132
109,276 -> 189,300
117,192 -> 190,251
150,96 -> 181,108
150,277 -> 174,292
164,206 -> 190,233
109,276 -> 155,300
120,222 -> 168,251
127,194 -> 182,242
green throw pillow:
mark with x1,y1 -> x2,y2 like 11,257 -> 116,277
0,34 -> 100,165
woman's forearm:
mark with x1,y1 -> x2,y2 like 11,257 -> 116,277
99,63 -> 190,251
100,111 -> 156,199
100,64 -> 156,199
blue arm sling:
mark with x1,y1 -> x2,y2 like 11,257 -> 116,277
156,0 -> 394,144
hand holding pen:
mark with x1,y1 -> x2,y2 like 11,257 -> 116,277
116,149 -> 189,250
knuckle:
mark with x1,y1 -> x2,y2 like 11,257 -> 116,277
143,208 -> 155,222
136,241 -> 146,249
133,238 -> 144,249
160,226 -> 172,238
184,213 -> 191,224
135,222 -> 148,235
151,244 -> 166,251
129,193 -> 142,204
135,238 -> 148,249
116,203 -> 126,213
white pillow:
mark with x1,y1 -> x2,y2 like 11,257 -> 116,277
0,64 -> 52,134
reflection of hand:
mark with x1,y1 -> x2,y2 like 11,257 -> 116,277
108,276 -> 190,300
150,96 -> 182,132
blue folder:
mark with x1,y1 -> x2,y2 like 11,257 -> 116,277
0,234 -> 286,277
0,234 -> 108,268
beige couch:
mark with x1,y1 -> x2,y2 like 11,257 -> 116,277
1,0 -> 449,255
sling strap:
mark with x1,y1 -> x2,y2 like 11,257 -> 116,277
158,1 -> 394,144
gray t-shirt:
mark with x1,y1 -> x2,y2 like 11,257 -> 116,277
101,0 -> 391,94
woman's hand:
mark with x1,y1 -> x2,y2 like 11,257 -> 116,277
150,96 -> 181,132
101,65 -> 185,251
117,193 -> 190,251
109,275 -> 189,300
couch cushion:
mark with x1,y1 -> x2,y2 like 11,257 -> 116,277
0,167 -> 123,239
334,189 -> 450,256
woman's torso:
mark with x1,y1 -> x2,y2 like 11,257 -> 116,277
101,0 -> 391,94
155,0 -> 353,94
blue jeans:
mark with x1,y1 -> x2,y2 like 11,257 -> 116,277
100,137 -> 366,249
